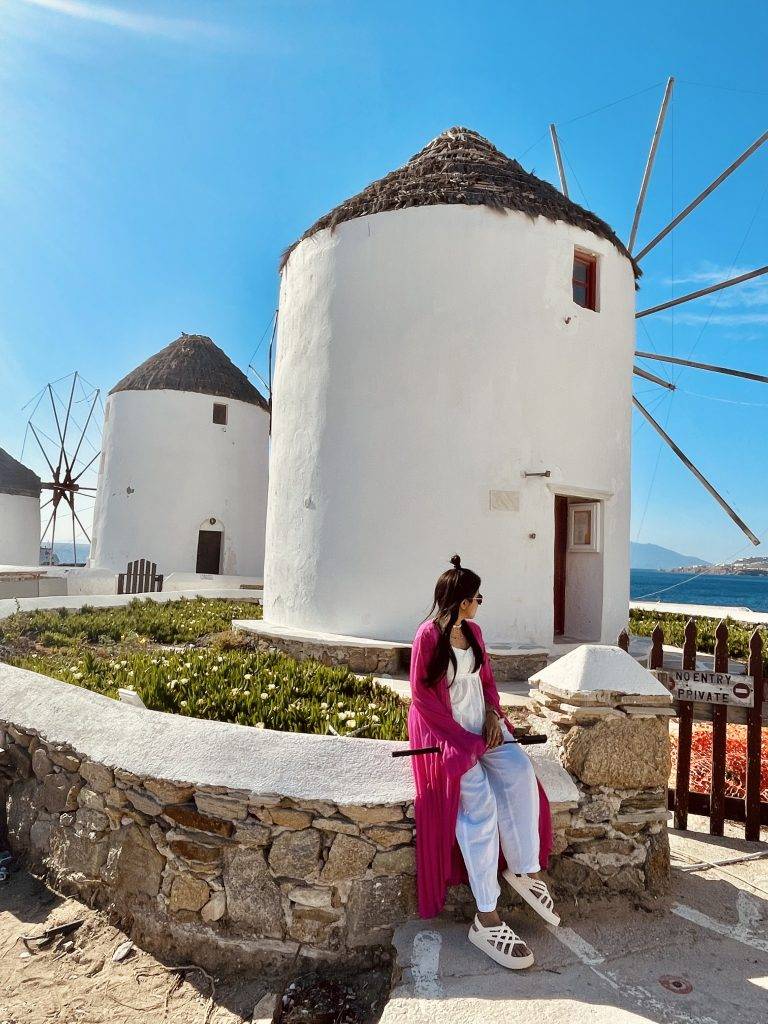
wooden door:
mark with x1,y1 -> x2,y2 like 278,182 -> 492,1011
196,530 -> 222,574
553,496 -> 568,636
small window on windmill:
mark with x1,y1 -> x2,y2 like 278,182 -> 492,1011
572,251 -> 598,311
212,402 -> 228,425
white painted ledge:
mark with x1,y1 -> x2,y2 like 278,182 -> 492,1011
0,663 -> 577,810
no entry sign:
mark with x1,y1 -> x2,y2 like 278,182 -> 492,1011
664,669 -> 754,708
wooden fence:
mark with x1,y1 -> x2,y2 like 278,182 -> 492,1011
117,559 -> 163,596
618,620 -> 765,840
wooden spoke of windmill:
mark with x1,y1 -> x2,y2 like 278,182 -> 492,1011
632,351 -> 768,546
26,371 -> 101,566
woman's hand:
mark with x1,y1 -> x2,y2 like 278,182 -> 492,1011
483,709 -> 503,749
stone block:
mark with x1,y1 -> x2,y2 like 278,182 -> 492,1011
269,828 -> 322,880
125,789 -> 164,816
289,907 -> 341,947
269,808 -> 313,829
371,847 -> 416,876
561,716 -> 671,789
287,886 -> 333,909
321,834 -> 375,882
74,808 -> 110,837
114,831 -> 165,898
233,821 -> 271,847
644,829 -> 671,894
6,725 -> 31,747
41,773 -> 73,814
169,874 -> 210,913
363,825 -> 413,848
347,875 -> 417,938
163,804 -> 234,837
168,838 -> 222,866
49,829 -> 109,882
194,792 -> 249,821
312,818 -> 359,836
144,779 -> 195,804
338,805 -> 403,825
48,748 -> 81,771
7,744 -> 32,778
31,747 -> 53,778
223,847 -> 285,937
77,788 -> 106,812
201,890 -> 227,922
79,762 -> 114,793
30,819 -> 53,854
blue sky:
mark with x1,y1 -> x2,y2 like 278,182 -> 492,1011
1,0 -> 767,564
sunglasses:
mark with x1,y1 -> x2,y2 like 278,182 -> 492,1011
473,594 -> 483,605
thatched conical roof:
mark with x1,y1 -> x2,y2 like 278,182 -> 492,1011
0,448 -> 41,498
281,126 -> 636,272
110,334 -> 269,410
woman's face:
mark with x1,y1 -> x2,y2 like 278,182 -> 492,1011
460,590 -> 482,620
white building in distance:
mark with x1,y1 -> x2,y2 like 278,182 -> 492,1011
263,127 -> 637,648
90,334 -> 270,580
0,448 -> 41,566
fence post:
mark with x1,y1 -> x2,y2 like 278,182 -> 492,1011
674,618 -> 697,830
745,628 -> 764,841
650,624 -> 664,670
709,620 -> 729,836
617,628 -> 630,653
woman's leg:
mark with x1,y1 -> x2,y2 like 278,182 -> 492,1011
455,761 -> 501,917
481,737 -> 541,876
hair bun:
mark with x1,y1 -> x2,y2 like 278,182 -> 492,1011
450,554 -> 462,570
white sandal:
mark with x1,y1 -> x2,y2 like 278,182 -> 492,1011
468,915 -> 534,970
503,872 -> 560,927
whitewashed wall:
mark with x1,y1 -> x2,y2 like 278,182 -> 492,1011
90,390 -> 269,578
264,204 -> 635,646
0,492 -> 40,566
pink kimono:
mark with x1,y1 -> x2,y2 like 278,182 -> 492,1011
407,618 -> 553,918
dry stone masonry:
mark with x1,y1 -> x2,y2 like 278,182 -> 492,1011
0,649 -> 672,971
527,645 -> 673,899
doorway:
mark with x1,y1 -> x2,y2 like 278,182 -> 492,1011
196,530 -> 222,574
553,495 -> 604,642
553,495 -> 568,637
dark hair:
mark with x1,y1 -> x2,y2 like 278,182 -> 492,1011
423,554 -> 484,687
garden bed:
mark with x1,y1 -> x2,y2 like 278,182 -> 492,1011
0,597 -> 408,740
629,608 -> 767,670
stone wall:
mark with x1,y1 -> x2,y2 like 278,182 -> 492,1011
0,649 -> 672,971
1,722 -> 415,970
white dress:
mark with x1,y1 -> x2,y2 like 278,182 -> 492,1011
448,642 -> 541,911
447,645 -> 486,734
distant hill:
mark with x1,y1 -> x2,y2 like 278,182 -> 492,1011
630,542 -> 709,571
39,542 -> 90,566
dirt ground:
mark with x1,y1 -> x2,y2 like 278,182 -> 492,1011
0,871 -> 279,1024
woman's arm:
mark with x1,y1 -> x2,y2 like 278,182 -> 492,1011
409,624 -> 486,774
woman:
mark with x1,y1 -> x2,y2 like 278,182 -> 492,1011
408,555 -> 557,969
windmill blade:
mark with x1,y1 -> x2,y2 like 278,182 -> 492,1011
635,128 -> 768,262
28,422 -> 58,479
72,451 -> 101,484
67,384 -> 100,474
633,365 -> 676,390
632,396 -> 759,545
63,490 -> 92,543
58,373 -> 79,474
636,264 -> 768,318
628,77 -> 675,254
549,124 -> 569,197
635,350 -> 768,385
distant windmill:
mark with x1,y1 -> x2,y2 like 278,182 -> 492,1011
551,76 -> 767,546
21,372 -> 102,565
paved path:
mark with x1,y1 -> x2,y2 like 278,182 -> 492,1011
381,821 -> 768,1024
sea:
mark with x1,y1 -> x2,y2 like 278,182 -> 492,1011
630,568 -> 768,614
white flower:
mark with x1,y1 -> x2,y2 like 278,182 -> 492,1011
217,656 -> 224,663
180,700 -> 188,707
320,702 -> 328,710
368,703 -> 377,709
180,677 -> 188,684
244,673 -> 252,680
128,671 -> 134,677
338,703 -> 345,709
260,692 -> 268,699
267,683 -> 276,691
371,715 -> 380,723
255,722 -> 265,729
347,719 -> 357,729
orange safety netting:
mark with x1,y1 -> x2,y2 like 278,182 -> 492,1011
670,724 -> 768,801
